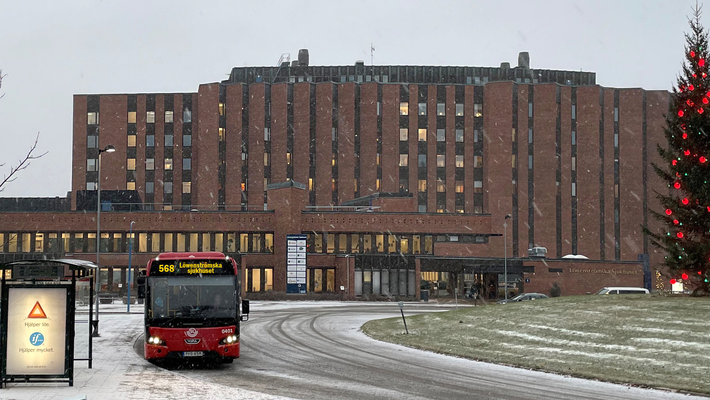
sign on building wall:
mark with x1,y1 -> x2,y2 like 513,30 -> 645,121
4,288 -> 67,375
286,234 -> 307,294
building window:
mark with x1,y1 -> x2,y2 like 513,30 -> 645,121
87,159 -> 97,172
418,129 -> 427,141
572,130 -> 576,145
376,154 -> 381,166
474,180 -> 483,193
183,135 -> 192,146
183,158 -> 191,170
219,103 -> 225,116
400,102 -> 408,115
183,108 -> 192,123
183,182 -> 192,194
571,105 -> 576,120
128,135 -> 136,147
127,111 -> 136,124
437,103 -> 445,116
418,179 -> 427,192
219,127 -> 225,141
127,159 -> 136,170
286,152 -> 292,165
165,135 -> 173,147
455,129 -> 464,142
418,154 -> 427,167
146,181 -> 154,193
165,111 -> 174,123
264,128 -> 271,141
437,180 -> 445,192
146,135 -> 155,147
614,133 -> 619,148
165,158 -> 173,170
86,182 -> 96,190
474,130 -> 480,142
147,111 -> 155,124
474,104 -> 483,117
164,182 -> 173,194
455,155 -> 464,168
571,157 -> 576,171
264,153 -> 270,166
572,182 -> 577,197
87,112 -> 99,125
418,204 -> 427,212
146,158 -> 155,170
456,103 -> 464,116
127,182 -> 136,190
437,129 -> 446,142
400,128 -> 408,141
87,136 -> 98,149
455,181 -> 464,193
474,155 -> 483,167
418,103 -> 427,116
437,155 -> 445,167
528,102 -> 533,118
399,154 -> 408,167
528,155 -> 533,169
376,179 -> 381,190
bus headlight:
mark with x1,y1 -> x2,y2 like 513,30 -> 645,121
219,335 -> 238,345
148,336 -> 165,345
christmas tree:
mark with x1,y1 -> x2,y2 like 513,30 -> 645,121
647,7 -> 710,295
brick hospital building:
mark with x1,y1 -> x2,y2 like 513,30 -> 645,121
0,51 -> 670,299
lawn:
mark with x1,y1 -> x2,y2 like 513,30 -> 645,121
361,295 -> 710,395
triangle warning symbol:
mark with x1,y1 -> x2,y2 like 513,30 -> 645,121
28,301 -> 47,319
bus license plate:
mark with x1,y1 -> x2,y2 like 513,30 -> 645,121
183,351 -> 204,357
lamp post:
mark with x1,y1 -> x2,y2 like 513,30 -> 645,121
504,214 -> 511,300
94,144 -> 115,337
127,221 -> 135,313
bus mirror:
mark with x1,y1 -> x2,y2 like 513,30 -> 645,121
241,299 -> 250,315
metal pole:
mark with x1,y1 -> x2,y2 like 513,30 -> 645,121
127,221 -> 134,313
504,215 -> 510,301
93,151 -> 102,337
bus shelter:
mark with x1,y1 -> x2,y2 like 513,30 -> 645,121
0,259 -> 97,388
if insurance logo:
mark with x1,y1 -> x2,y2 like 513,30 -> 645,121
29,332 -> 45,346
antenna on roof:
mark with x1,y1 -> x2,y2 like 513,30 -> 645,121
371,43 -> 375,66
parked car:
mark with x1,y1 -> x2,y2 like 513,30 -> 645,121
595,287 -> 649,295
497,293 -> 549,304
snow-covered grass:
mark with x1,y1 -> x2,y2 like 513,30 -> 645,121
362,295 -> 710,395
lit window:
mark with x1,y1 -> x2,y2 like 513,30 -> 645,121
455,155 -> 464,168
400,102 -> 409,115
219,128 -> 225,141
418,103 -> 427,115
128,135 -> 136,147
354,179 -> 358,191
418,129 -> 427,141
183,158 -> 191,170
87,112 -> 99,125
219,103 -> 225,116
127,111 -> 136,123
87,159 -> 97,172
474,104 -> 483,117
165,158 -> 173,170
165,111 -> 174,123
511,155 -> 516,167
147,111 -> 155,124
183,182 -> 192,194
418,154 -> 427,168
418,179 -> 427,192
437,155 -> 445,167
400,128 -> 408,141
376,179 -> 381,190
146,158 -> 155,170
146,181 -> 154,193
474,156 -> 483,167
164,182 -> 172,194
456,103 -> 464,116
146,135 -> 155,147
399,154 -> 408,167
331,178 -> 336,191
183,135 -> 192,146
264,153 -> 270,166
437,103 -> 445,116
332,155 -> 337,166
437,129 -> 446,142
377,153 -> 381,166
437,180 -> 445,192
127,159 -> 136,170
455,129 -> 464,142
127,182 -> 136,190
286,152 -> 292,165
308,178 -> 313,191
455,181 -> 464,193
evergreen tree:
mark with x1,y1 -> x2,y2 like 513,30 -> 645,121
647,7 -> 710,295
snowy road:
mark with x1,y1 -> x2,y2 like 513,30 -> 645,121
171,302 -> 697,400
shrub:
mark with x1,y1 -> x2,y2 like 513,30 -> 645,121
550,282 -> 562,297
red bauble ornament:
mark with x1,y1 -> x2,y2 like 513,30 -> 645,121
687,99 -> 695,106
694,73 -> 698,78
665,208 -> 673,215
683,132 -> 688,139
679,110 -> 685,117
691,51 -> 696,57
700,59 -> 706,67
701,156 -> 707,163
682,273 -> 689,280
682,198 -> 690,205
672,159 -> 678,166
674,219 -> 680,225
670,278 -> 677,285
674,182 -> 681,189
700,271 -> 703,275
685,149 -> 691,156
699,108 -> 705,114
677,232 -> 684,238
707,206 -> 710,212
690,84 -> 695,91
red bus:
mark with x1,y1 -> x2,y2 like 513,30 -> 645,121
139,252 -> 249,363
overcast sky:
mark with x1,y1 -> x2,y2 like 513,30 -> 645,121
0,0 -> 701,197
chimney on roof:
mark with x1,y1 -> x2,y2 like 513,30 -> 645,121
298,49 -> 309,67
500,62 -> 510,69
291,60 -> 299,67
517,52 -> 530,69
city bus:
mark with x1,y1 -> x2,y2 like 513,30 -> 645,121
139,252 -> 249,363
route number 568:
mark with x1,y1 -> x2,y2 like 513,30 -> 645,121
158,264 -> 175,273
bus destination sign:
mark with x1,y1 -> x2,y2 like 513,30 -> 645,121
149,260 -> 234,276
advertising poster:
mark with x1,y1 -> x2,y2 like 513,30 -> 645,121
286,234 -> 307,293
6,288 -> 67,375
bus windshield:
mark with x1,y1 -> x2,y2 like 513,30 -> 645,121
148,275 -> 237,325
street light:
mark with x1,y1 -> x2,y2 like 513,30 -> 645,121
127,221 -> 135,313
504,214 -> 511,301
94,144 -> 115,337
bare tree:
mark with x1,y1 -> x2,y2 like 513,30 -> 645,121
0,69 -> 5,100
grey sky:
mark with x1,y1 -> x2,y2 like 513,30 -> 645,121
0,0 -> 699,197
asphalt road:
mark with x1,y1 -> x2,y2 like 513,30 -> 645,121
136,303 -> 695,400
